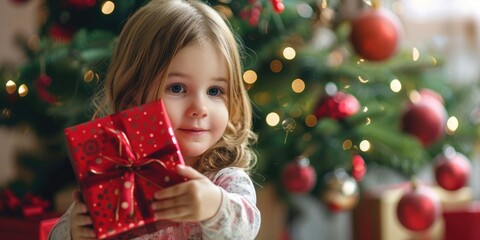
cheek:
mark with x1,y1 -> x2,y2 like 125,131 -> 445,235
216,108 -> 229,131
163,102 -> 180,128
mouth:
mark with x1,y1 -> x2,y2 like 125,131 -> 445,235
177,128 -> 208,135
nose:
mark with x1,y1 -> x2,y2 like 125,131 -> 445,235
188,96 -> 208,118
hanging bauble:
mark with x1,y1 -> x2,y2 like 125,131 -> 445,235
314,91 -> 360,120
349,7 -> 402,61
35,75 -> 58,104
49,24 -> 76,43
321,169 -> 359,212
419,88 -> 444,104
351,154 -> 366,181
400,92 -> 447,146
6,80 -> 17,95
434,147 -> 470,191
240,1 -> 263,26
270,0 -> 285,14
396,180 -> 441,231
282,156 -> 317,194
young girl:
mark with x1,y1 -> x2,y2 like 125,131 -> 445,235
49,0 -> 260,239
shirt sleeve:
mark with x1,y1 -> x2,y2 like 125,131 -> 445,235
200,167 -> 261,240
48,202 -> 74,240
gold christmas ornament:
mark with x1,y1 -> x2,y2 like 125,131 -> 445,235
18,84 -> 29,97
84,70 -> 95,82
321,168 -> 359,212
6,80 -> 16,94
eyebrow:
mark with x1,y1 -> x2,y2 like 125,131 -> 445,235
168,71 -> 228,83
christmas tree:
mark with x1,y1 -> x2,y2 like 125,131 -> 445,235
1,0 -> 479,237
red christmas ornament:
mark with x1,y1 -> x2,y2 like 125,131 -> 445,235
351,155 -> 366,181
349,7 -> 402,61
400,93 -> 447,146
49,24 -> 76,43
35,75 -> 58,104
270,0 -> 285,13
434,148 -> 470,191
396,181 -> 441,231
240,1 -> 263,26
282,156 -> 316,194
419,88 -> 444,104
314,91 -> 360,120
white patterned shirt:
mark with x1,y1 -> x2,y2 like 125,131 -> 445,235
49,167 -> 260,240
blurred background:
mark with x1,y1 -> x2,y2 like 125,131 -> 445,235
2,0 -> 480,239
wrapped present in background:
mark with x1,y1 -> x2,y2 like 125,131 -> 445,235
352,182 -> 472,240
0,188 -> 60,239
443,201 -> 480,240
64,99 -> 186,240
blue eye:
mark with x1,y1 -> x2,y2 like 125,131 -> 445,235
208,87 -> 223,96
167,84 -> 185,93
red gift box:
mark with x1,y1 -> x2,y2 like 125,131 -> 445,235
64,99 -> 186,239
443,201 -> 480,240
352,182 -> 472,240
0,212 -> 60,240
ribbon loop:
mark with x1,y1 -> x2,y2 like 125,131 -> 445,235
85,127 -> 176,220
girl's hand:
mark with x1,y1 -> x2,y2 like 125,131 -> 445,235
151,165 -> 222,222
70,190 -> 96,240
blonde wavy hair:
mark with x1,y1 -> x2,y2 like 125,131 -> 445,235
92,0 -> 257,173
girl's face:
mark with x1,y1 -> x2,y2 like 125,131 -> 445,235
152,42 -> 229,166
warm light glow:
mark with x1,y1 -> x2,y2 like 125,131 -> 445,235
408,90 -> 421,103
84,70 -> 95,82
270,60 -> 283,73
243,70 -> 257,84
446,116 -> 459,134
2,108 -> 11,118
297,3 -> 314,18
325,82 -> 337,95
343,139 -> 353,150
283,47 -> 296,60
431,56 -> 437,66
18,84 -> 28,97
6,80 -> 16,94
291,79 -> 305,93
327,50 -> 344,67
266,112 -> 280,126
254,92 -> 270,105
101,1 -> 115,15
358,76 -> 369,83
390,79 -> 402,92
412,47 -> 420,61
365,117 -> 371,125
305,114 -> 317,127
359,140 -> 371,152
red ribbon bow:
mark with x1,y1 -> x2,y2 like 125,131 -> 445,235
0,189 -> 50,217
82,127 -> 178,221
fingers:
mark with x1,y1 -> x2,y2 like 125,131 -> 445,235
72,201 -> 89,215
153,204 -> 192,222
176,165 -> 205,179
72,189 -> 83,202
151,194 -> 190,212
71,201 -> 96,240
